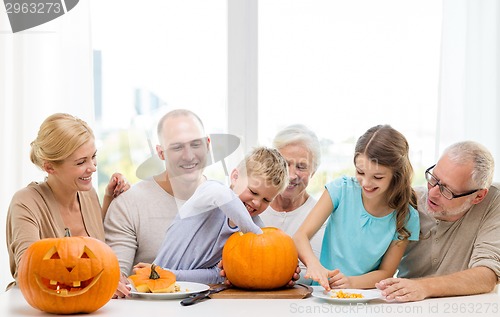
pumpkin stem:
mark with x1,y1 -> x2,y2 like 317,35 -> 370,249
64,228 -> 71,237
149,264 -> 161,280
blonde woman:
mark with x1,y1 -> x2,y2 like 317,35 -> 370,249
6,113 -> 129,286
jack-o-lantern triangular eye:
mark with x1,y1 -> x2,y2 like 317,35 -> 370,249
81,246 -> 97,259
50,252 -> 60,259
43,246 -> 60,260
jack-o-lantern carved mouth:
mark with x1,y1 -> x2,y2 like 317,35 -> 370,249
35,270 -> 103,297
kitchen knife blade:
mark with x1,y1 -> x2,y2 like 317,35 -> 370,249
180,284 -> 230,306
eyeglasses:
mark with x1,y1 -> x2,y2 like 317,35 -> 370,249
425,164 -> 480,200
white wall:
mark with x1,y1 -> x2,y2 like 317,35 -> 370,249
0,3 -> 93,289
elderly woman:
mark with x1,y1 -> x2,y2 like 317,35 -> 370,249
260,124 -> 325,285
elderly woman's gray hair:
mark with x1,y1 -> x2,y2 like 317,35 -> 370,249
444,141 -> 495,189
272,124 -> 321,173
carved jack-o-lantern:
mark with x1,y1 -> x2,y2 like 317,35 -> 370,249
17,229 -> 120,314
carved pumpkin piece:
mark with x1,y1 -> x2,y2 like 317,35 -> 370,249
128,264 -> 177,293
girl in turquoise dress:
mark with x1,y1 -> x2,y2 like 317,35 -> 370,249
294,125 -> 420,290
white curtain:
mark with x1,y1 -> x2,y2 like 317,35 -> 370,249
437,0 -> 500,181
0,2 -> 93,288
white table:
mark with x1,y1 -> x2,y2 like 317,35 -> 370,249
2,286 -> 499,317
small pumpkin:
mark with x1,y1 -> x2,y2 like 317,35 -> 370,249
222,227 -> 298,290
17,228 -> 120,315
128,264 -> 177,293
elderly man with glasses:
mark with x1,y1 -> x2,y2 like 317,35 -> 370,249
376,141 -> 500,302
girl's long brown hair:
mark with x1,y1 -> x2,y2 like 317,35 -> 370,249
354,125 -> 417,240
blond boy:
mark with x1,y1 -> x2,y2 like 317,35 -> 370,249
140,147 -> 288,284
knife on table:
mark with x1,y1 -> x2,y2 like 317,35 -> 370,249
180,284 -> 230,306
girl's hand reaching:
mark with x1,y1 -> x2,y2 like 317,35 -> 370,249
327,269 -> 351,289
304,263 -> 333,291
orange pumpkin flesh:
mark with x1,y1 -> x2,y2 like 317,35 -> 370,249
18,229 -> 120,314
128,264 -> 177,293
222,227 -> 298,290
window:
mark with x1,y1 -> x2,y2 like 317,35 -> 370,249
258,0 -> 442,195
90,0 -> 228,191
90,0 -> 442,195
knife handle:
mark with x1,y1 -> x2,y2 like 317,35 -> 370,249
180,291 -> 209,306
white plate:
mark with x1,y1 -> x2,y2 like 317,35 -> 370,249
311,287 -> 382,303
129,281 -> 210,300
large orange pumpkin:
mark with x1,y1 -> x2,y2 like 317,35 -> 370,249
17,229 -> 120,314
222,227 -> 298,290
